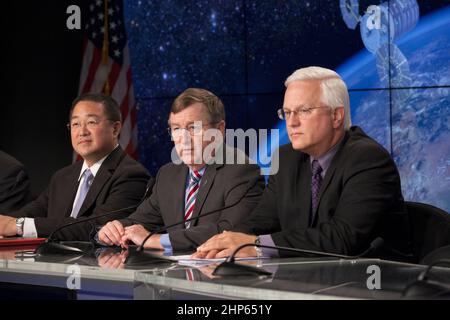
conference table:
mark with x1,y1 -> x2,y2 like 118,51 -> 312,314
0,242 -> 449,300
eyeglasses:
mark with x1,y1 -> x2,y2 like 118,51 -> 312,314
167,121 -> 219,139
277,106 -> 331,120
67,118 -> 113,131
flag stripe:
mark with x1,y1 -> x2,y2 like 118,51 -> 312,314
91,58 -> 113,93
111,46 -> 131,105
107,63 -> 122,95
81,45 -> 102,94
76,0 -> 138,161
78,39 -> 93,93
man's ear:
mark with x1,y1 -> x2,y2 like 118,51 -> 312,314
218,120 -> 226,134
113,121 -> 122,137
332,107 -> 344,129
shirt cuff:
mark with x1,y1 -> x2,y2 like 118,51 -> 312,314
93,229 -> 109,246
159,233 -> 173,252
259,234 -> 279,258
23,218 -> 38,238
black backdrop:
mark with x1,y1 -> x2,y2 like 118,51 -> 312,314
0,1 -> 85,196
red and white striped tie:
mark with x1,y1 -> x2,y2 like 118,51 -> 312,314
186,268 -> 195,281
184,170 -> 202,228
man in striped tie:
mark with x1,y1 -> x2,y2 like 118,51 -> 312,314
98,88 -> 265,252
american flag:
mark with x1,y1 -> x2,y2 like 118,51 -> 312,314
77,0 -> 138,159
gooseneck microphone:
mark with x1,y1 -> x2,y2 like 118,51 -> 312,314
34,177 -> 155,255
402,259 -> 450,299
212,237 -> 385,276
124,176 -> 261,265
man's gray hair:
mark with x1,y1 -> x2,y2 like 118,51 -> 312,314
285,66 -> 352,130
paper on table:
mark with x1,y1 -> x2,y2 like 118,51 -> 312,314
172,254 -> 263,267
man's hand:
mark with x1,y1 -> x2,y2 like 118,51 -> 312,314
97,249 -> 128,269
196,265 -> 220,279
98,220 -> 125,246
0,215 -> 18,237
194,231 -> 257,259
191,249 -> 220,259
122,224 -> 163,250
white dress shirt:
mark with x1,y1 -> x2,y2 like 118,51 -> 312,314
23,154 -> 110,238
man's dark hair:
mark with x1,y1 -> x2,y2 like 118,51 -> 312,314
170,88 -> 225,123
70,93 -> 122,122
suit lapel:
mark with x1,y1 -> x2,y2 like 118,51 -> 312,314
64,162 -> 83,217
313,132 -> 349,224
174,165 -> 189,223
190,164 -> 220,225
298,153 -> 312,228
77,147 -> 125,217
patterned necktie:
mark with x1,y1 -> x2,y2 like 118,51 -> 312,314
71,168 -> 94,218
185,268 -> 195,281
310,160 -> 323,226
184,170 -> 202,228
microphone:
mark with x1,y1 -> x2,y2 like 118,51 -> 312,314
34,177 -> 155,256
212,237 -> 385,276
124,176 -> 261,265
402,259 -> 450,299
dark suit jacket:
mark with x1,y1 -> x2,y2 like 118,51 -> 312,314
0,150 -> 32,212
9,147 -> 150,241
235,126 -> 411,259
122,147 -> 265,252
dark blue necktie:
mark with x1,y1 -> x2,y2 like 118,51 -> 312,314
310,160 -> 323,226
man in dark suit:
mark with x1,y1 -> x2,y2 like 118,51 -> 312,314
195,66 -> 411,260
0,93 -> 150,241
98,88 -> 265,252
0,150 -> 33,212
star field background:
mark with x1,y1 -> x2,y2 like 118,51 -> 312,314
123,0 -> 450,212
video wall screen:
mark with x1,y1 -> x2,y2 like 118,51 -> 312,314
126,0 -> 450,212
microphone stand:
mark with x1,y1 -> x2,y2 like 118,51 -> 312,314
124,177 -> 261,265
213,238 -> 385,277
34,178 -> 155,256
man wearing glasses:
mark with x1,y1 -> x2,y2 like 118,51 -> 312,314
97,88 -> 265,252
194,66 -> 411,260
0,93 -> 150,240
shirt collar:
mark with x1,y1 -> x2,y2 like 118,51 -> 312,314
189,166 -> 206,177
310,137 -> 344,175
78,145 -> 119,181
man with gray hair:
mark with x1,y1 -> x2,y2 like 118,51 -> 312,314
195,66 -> 411,260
